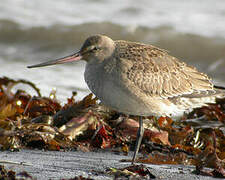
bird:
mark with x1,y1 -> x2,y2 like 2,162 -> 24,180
28,34 -> 225,164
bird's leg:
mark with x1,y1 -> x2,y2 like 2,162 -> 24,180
132,116 -> 144,164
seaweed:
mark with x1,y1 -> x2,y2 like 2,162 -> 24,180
0,76 -> 224,178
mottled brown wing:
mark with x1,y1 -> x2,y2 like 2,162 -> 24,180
116,41 -> 214,98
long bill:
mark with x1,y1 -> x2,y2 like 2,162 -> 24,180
27,51 -> 82,68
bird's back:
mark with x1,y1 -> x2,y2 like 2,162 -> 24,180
114,40 -> 215,98
109,40 -> 225,117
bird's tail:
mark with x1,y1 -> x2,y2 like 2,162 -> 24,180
214,85 -> 225,99
174,86 -> 225,113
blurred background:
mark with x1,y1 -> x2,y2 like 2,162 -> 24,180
0,0 -> 225,103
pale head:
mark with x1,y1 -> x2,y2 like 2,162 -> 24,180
27,35 -> 115,68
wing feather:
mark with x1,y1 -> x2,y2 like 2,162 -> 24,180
116,41 -> 214,99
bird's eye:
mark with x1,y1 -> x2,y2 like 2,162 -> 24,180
90,46 -> 98,52
93,46 -> 98,51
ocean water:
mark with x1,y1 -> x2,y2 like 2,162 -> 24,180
0,0 -> 225,103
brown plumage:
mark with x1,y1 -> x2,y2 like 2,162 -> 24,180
27,34 -> 225,163
116,40 -> 213,97
90,38 -> 224,117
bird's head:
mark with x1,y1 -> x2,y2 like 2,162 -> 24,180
80,35 -> 115,63
27,35 -> 115,68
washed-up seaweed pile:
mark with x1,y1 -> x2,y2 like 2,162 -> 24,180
0,76 -> 225,179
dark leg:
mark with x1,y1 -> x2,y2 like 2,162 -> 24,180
132,116 -> 144,164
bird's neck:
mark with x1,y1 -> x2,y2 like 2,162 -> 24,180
84,62 -> 104,92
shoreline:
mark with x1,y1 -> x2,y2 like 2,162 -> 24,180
0,149 -> 214,180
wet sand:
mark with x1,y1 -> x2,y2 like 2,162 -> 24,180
0,150 -> 215,179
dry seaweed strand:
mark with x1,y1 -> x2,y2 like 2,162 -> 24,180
0,76 -> 41,97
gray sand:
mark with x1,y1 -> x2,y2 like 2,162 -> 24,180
0,150 -> 215,179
